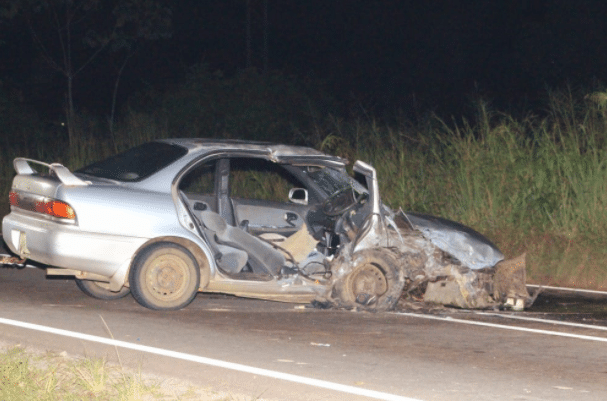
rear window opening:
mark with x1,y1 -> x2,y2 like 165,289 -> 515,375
77,142 -> 187,182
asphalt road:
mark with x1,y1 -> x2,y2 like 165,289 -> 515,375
1,266 -> 606,401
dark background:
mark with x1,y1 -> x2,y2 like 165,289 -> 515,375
2,0 -> 607,121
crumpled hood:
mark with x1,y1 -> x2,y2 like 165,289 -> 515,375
401,211 -> 504,270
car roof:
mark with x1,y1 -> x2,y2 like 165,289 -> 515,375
156,138 -> 347,166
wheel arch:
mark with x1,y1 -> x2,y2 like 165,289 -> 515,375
129,236 -> 213,290
331,247 -> 407,311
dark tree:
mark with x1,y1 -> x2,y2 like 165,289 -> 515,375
2,0 -> 171,145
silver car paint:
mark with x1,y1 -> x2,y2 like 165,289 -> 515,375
2,139 -> 346,292
402,211 -> 505,270
3,138 -> 515,308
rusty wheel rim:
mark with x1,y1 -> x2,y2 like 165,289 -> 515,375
351,263 -> 388,304
145,254 -> 191,302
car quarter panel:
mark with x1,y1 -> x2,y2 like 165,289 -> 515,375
3,181 -> 213,277
2,211 -> 148,277
57,185 -> 179,236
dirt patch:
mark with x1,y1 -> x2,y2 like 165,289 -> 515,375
528,292 -> 607,322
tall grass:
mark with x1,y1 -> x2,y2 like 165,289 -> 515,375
321,95 -> 607,237
315,92 -> 607,288
3,89 -> 607,288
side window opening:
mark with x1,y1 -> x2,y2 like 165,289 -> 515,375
229,158 -> 305,203
179,161 -> 216,195
353,171 -> 369,190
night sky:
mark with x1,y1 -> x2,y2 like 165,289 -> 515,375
3,0 -> 607,119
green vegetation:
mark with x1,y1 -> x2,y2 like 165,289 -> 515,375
333,93 -> 607,289
323,91 -> 607,290
1,76 -> 607,289
0,345 -> 165,400
0,345 -> 259,400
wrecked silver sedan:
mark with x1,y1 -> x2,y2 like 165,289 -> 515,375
2,139 -> 528,311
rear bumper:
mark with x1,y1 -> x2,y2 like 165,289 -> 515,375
2,212 -> 147,277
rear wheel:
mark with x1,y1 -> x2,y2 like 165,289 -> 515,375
75,278 -> 130,300
333,248 -> 405,311
129,242 -> 200,311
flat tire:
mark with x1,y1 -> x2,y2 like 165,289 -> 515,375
333,248 -> 405,311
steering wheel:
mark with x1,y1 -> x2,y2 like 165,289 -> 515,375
321,187 -> 367,217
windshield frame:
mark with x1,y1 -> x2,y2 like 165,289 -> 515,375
298,165 -> 368,197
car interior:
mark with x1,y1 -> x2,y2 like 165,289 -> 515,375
179,156 -> 329,279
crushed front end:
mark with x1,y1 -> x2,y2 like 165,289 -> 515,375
320,161 -> 530,311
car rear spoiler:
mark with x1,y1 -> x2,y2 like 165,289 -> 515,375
14,158 -> 89,187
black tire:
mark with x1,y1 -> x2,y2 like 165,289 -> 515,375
129,242 -> 200,311
75,278 -> 131,300
332,248 -> 406,311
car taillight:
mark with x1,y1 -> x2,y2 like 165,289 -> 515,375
8,191 -> 18,207
35,199 -> 76,219
9,190 -> 76,221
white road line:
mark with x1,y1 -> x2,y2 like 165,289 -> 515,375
474,311 -> 607,332
527,284 -> 607,295
0,317 -> 420,401
392,312 -> 607,343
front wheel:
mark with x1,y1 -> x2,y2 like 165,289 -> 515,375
75,278 -> 130,300
332,248 -> 406,311
129,242 -> 200,311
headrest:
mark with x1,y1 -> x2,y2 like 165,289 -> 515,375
199,211 -> 227,234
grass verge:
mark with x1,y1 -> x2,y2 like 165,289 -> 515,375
0,344 -> 262,401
